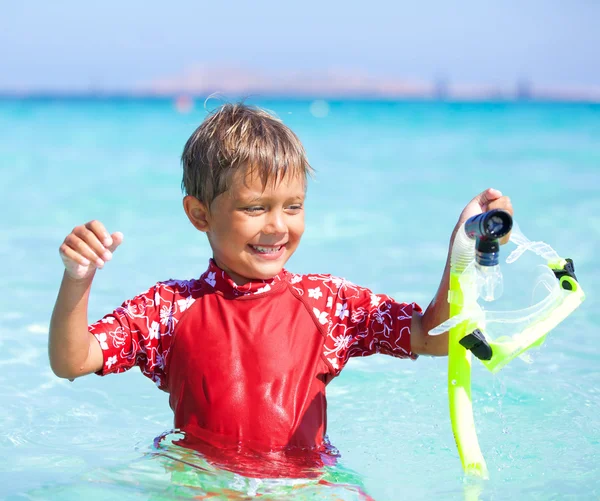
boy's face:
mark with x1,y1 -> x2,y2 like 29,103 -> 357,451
187,168 -> 306,285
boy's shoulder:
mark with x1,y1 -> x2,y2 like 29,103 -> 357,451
151,277 -> 207,300
156,277 -> 205,292
122,277 -> 206,311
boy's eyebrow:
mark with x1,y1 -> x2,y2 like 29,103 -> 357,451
239,193 -> 306,204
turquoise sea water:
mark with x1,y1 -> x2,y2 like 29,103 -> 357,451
1,98 -> 599,500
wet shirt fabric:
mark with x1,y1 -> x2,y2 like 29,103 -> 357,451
89,260 -> 420,476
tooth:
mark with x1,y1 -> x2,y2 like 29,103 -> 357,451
254,246 -> 279,253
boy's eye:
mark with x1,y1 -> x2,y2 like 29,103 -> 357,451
242,206 -> 265,214
286,204 -> 303,213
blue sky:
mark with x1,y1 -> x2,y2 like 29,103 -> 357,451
2,0 -> 599,91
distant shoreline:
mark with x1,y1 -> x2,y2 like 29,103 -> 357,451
1,92 -> 600,105
4,65 -> 600,103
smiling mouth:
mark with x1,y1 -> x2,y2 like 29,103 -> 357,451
249,244 -> 285,254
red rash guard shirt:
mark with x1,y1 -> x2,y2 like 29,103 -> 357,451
89,260 -> 421,475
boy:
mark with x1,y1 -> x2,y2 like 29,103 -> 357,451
49,103 -> 512,477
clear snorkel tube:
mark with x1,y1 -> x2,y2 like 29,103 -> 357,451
430,210 -> 585,479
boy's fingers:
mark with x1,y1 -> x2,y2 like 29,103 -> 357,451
107,231 -> 124,253
64,234 -> 105,268
72,226 -> 112,263
487,196 -> 514,216
59,244 -> 91,267
62,222 -> 121,270
85,220 -> 113,247
472,188 -> 503,208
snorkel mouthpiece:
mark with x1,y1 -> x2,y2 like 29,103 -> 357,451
465,209 -> 513,266
465,210 -> 513,301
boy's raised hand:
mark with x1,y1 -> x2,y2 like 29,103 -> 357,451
456,188 -> 514,244
59,221 -> 123,280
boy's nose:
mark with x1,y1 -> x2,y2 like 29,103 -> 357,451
264,211 -> 287,234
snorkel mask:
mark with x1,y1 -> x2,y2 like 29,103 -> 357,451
429,209 -> 585,478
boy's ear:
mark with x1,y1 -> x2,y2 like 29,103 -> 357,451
183,195 -> 210,232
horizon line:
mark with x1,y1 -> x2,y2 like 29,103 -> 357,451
1,91 -> 600,105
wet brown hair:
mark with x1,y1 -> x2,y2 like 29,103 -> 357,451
181,103 -> 313,206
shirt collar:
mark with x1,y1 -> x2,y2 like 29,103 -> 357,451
200,259 -> 288,297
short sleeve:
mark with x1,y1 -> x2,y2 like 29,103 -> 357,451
88,284 -> 169,388
298,274 -> 421,375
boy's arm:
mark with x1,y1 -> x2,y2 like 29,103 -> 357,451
49,273 -> 104,378
410,253 -> 452,356
410,188 -> 513,356
48,221 -> 123,379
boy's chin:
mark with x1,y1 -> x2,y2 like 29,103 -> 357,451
249,262 -> 286,280
224,261 -> 287,285
247,251 -> 293,277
